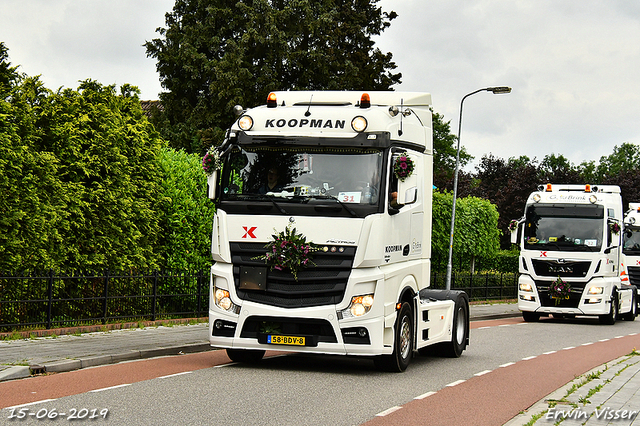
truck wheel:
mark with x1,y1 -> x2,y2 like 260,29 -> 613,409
599,293 -> 618,325
374,302 -> 413,372
226,349 -> 265,363
522,311 -> 540,322
622,290 -> 637,321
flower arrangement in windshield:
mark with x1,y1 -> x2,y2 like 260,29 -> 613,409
610,222 -> 621,234
394,152 -> 415,182
255,223 -> 319,280
549,277 -> 571,305
202,146 -> 221,176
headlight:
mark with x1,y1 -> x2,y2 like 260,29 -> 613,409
341,294 -> 374,318
214,286 -> 240,313
588,286 -> 604,295
351,116 -> 368,132
519,283 -> 533,292
238,115 -> 253,131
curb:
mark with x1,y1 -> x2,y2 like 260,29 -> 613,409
0,343 -> 214,382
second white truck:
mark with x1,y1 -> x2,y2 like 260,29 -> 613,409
511,184 -> 637,324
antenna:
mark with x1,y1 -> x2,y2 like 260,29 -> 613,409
305,94 -> 313,117
398,99 -> 404,136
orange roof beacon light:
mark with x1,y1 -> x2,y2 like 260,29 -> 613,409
266,92 -> 277,108
545,183 -> 552,192
585,184 -> 592,192
359,93 -> 371,109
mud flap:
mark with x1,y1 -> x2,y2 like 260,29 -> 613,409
414,289 -> 470,350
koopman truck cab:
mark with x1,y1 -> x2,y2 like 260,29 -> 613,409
206,91 -> 469,372
511,184 -> 637,324
622,203 -> 640,309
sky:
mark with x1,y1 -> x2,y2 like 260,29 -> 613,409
2,0 -> 639,171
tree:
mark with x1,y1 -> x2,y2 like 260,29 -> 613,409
145,0 -> 401,153
538,153 -> 581,184
592,142 -> 640,181
0,42 -> 19,95
432,191 -> 500,272
0,72 -> 166,272
471,154 -> 539,248
157,148 -> 216,271
432,109 -> 472,190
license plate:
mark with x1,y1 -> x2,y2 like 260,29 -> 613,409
267,335 -> 306,346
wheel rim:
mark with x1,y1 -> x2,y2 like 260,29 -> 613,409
399,315 -> 411,359
455,306 -> 466,344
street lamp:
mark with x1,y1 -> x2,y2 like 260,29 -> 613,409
445,86 -> 511,290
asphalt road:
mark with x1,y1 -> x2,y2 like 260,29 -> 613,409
2,316 -> 639,425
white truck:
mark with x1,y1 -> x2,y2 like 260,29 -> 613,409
206,91 -> 469,372
622,203 -> 640,308
511,184 -> 637,324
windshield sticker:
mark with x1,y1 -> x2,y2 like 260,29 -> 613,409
338,192 -> 362,203
585,239 -> 597,247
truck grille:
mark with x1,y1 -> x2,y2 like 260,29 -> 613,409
532,259 -> 591,278
229,242 -> 355,308
535,280 -> 584,308
628,266 -> 640,287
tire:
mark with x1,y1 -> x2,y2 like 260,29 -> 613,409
599,293 -> 618,325
522,311 -> 540,322
226,348 -> 265,363
375,302 -> 413,372
622,290 -> 637,321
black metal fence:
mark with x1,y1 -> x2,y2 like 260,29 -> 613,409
0,269 -> 516,332
430,271 -> 518,301
0,269 -> 208,332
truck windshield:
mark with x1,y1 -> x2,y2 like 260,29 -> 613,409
220,145 -> 384,206
624,228 -> 640,254
523,204 -> 604,251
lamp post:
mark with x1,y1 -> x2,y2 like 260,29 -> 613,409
445,86 -> 511,290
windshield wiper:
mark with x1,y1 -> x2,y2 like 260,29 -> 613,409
266,195 -> 287,214
308,194 -> 358,217
234,193 -> 288,214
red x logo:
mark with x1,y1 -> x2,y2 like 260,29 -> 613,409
243,226 -> 257,238
540,251 -> 547,257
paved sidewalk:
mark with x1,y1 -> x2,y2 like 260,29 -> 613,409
505,353 -> 640,426
0,302 -> 519,382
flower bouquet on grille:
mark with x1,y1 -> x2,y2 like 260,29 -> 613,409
549,277 -> 571,305
255,224 -> 319,280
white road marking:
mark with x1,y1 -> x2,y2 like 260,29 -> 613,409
414,391 -> 436,400
158,371 -> 193,379
90,384 -> 131,393
376,406 -> 402,417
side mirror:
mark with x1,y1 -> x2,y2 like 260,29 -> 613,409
509,219 -> 522,245
207,171 -> 218,199
397,172 -> 418,205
